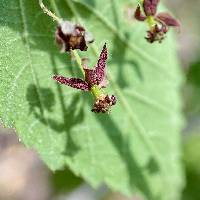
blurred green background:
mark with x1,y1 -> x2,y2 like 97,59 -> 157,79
0,0 -> 200,199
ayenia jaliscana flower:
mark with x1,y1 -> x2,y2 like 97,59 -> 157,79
134,0 -> 180,43
55,20 -> 94,52
53,44 -> 117,113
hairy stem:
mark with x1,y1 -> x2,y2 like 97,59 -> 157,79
39,0 -> 61,22
91,85 -> 105,99
70,50 -> 85,78
39,0 -> 86,77
146,15 -> 157,27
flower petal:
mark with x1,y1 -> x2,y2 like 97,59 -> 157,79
95,43 -> 108,86
83,68 -> 98,87
156,12 -> 180,27
53,75 -> 89,91
143,0 -> 159,16
134,5 -> 146,21
82,44 -> 108,88
85,31 -> 94,43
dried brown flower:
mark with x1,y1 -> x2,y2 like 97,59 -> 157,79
55,21 -> 94,52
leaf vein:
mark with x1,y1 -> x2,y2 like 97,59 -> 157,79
18,0 -> 53,136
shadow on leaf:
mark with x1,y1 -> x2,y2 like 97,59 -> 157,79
111,34 -> 143,89
26,82 -> 83,157
94,114 -> 160,200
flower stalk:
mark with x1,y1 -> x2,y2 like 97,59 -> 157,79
39,0 -> 61,22
146,15 -> 156,27
39,0 -> 92,76
70,49 -> 85,77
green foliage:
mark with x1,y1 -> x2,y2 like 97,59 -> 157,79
183,134 -> 200,200
0,0 -> 184,199
50,168 -> 82,194
183,59 -> 200,200
184,60 -> 200,116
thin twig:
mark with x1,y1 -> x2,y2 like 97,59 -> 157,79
39,0 -> 86,77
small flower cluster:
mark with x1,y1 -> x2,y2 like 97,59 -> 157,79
53,20 -> 117,113
53,43 -> 117,113
134,0 -> 180,43
39,0 -> 180,114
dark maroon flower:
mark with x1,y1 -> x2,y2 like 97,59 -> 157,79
55,20 -> 94,52
53,44 -> 117,113
143,0 -> 159,16
134,0 -> 180,43
145,23 -> 167,43
92,95 -> 117,113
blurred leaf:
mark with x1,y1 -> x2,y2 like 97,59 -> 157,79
50,168 -> 82,194
0,0 -> 184,199
183,60 -> 200,200
187,62 -> 200,86
184,61 -> 200,115
183,134 -> 200,200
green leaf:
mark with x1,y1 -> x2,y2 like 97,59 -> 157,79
0,0 -> 184,199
